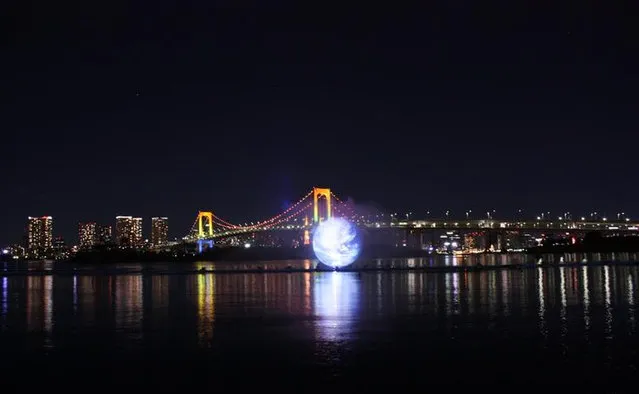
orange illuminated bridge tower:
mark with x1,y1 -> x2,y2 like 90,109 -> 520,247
197,211 -> 214,238
195,211 -> 214,253
312,187 -> 332,223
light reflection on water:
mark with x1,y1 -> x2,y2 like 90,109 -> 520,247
604,265 -> 613,339
629,275 -> 636,329
583,266 -> 591,336
0,262 -> 637,373
1,277 -> 7,316
197,273 -> 215,347
114,275 -> 143,338
312,272 -> 360,343
537,267 -> 547,338
560,267 -> 567,337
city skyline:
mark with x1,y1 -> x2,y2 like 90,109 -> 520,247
3,3 -> 637,251
5,202 -> 635,249
8,214 -> 171,248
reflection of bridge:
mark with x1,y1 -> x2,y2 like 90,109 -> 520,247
183,186 -> 639,247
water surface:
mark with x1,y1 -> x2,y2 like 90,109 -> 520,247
1,260 -> 638,389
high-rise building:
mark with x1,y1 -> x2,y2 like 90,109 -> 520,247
27,216 -> 53,257
78,222 -> 96,249
151,217 -> 169,246
115,216 -> 143,247
96,224 -> 113,245
131,217 -> 143,247
116,216 -> 133,247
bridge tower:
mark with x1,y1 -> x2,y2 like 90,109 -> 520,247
197,211 -> 214,238
196,211 -> 214,253
313,187 -> 332,223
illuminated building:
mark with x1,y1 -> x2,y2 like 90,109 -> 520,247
439,231 -> 462,253
116,216 -> 142,247
78,222 -> 96,249
27,216 -> 53,257
463,233 -> 477,252
131,217 -> 143,247
96,224 -> 113,245
115,216 -> 132,246
52,236 -> 70,260
151,217 -> 168,246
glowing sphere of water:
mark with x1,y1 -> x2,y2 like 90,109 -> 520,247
312,217 -> 361,268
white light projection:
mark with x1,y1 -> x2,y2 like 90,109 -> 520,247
312,217 -> 362,268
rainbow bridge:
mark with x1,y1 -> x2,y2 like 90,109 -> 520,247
183,187 -> 350,250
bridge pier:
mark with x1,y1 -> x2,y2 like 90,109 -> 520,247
484,230 -> 493,252
498,230 -> 507,253
197,239 -> 214,253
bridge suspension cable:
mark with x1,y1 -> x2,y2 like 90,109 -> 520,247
255,201 -> 312,229
186,189 -> 315,238
329,191 -> 357,220
210,189 -> 313,231
245,190 -> 313,229
185,188 -> 352,239
213,201 -> 314,237
211,214 -> 241,229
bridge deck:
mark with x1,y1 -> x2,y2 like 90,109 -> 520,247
184,219 -> 638,240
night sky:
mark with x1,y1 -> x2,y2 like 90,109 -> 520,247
2,2 -> 637,245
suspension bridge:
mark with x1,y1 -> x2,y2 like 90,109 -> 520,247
184,187 -> 352,249
180,186 -> 639,252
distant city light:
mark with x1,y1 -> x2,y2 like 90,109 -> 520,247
244,243 -> 251,248
1,249 -> 8,255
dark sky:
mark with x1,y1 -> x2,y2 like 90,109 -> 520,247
2,1 -> 638,245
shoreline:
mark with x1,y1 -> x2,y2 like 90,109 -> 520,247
2,260 -> 639,276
